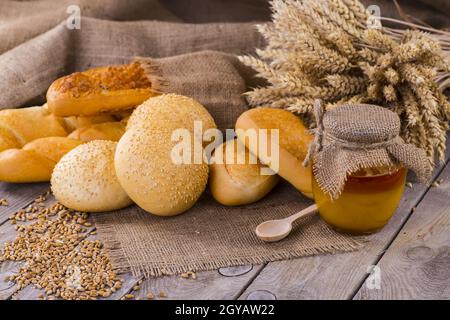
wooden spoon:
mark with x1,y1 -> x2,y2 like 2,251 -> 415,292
255,204 -> 318,242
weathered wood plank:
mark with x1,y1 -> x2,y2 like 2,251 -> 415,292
355,165 -> 450,300
0,260 -> 22,300
239,162 -> 449,299
0,216 -> 25,300
0,182 -> 48,225
12,269 -> 142,300
131,265 -> 264,300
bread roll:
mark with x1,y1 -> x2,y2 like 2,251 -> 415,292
235,108 -> 314,198
0,106 -> 68,152
51,141 -> 132,212
115,94 -> 215,216
63,114 -> 116,132
0,127 -> 20,153
116,126 -> 208,216
47,62 -> 161,117
68,122 -> 125,142
126,94 -> 216,133
210,139 -> 279,206
0,137 -> 82,183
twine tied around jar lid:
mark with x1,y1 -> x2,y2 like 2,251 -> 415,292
304,100 -> 431,200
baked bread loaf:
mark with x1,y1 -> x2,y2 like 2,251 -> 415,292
116,94 -> 215,216
126,94 -> 216,133
0,137 -> 82,183
51,141 -> 133,212
116,126 -> 209,216
0,106 -> 68,152
0,121 -> 126,183
47,62 -> 162,117
68,122 -> 125,142
63,114 -> 116,132
210,139 -> 279,206
235,108 -> 314,198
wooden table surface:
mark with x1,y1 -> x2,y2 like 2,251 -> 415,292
1,150 -> 449,300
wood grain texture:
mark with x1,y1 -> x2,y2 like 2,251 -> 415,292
0,182 -> 49,225
12,271 -> 142,300
218,265 -> 254,277
355,166 -> 450,300
0,261 -> 22,300
0,216 -> 25,300
131,265 -> 264,300
239,160 -> 450,299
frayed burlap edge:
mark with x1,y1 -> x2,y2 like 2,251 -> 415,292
94,217 -> 365,278
133,57 -> 169,94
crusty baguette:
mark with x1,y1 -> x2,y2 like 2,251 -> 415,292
68,121 -> 125,142
0,137 -> 83,183
0,127 -> 20,152
0,106 -> 68,152
0,121 -> 126,183
47,62 -> 162,117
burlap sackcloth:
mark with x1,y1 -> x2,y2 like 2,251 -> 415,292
3,1 -> 447,277
0,0 -> 447,57
93,182 -> 362,277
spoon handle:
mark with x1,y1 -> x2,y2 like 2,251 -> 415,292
284,204 -> 318,224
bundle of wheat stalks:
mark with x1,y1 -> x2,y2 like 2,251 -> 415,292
240,0 -> 450,165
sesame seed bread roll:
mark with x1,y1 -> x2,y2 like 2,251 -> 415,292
235,108 -> 314,199
47,62 -> 162,117
126,94 -> 216,133
51,141 -> 133,212
115,94 -> 215,216
116,125 -> 209,216
210,139 -> 279,206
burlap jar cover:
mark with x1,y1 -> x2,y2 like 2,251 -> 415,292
305,101 -> 432,200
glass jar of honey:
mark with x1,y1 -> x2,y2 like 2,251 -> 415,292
312,166 -> 407,234
304,102 -> 430,236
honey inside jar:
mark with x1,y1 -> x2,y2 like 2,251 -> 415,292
312,166 -> 407,235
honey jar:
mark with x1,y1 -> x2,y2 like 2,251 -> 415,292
312,166 -> 407,234
304,102 -> 430,235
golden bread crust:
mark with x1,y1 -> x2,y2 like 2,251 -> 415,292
68,122 -> 125,142
209,139 -> 279,206
47,62 -> 160,117
0,137 -> 83,183
0,106 -> 68,150
51,141 -> 133,212
116,94 -> 215,216
235,107 -> 313,198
